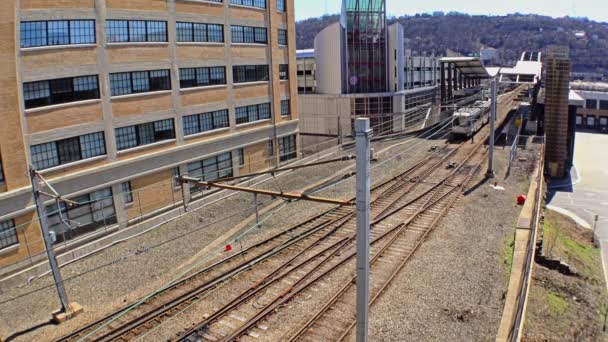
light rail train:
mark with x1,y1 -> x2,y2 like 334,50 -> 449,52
452,100 -> 491,137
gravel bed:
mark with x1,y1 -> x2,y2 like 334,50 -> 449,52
366,147 -> 539,341
0,133 -> 445,341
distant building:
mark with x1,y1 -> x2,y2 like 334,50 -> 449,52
569,82 -> 608,130
296,49 -> 316,94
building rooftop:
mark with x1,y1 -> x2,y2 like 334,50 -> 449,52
296,49 -> 315,59
440,57 -> 490,78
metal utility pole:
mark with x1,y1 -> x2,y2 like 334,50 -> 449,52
487,78 -> 498,178
30,167 -> 70,312
594,214 -> 599,244
355,118 -> 371,342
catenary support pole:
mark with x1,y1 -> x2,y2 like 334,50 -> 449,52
487,78 -> 498,178
254,193 -> 259,227
355,118 -> 371,342
30,167 -> 70,312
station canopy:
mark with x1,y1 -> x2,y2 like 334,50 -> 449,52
440,57 -> 491,79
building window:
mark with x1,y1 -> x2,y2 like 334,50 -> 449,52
586,99 -> 598,110
276,0 -> 286,12
20,20 -> 96,48
179,67 -> 226,88
587,116 -> 596,127
46,188 -> 116,244
106,20 -> 167,43
231,25 -> 267,44
122,181 -> 133,204
183,109 -> 229,136
279,64 -> 289,80
278,29 -> 287,45
238,148 -> 245,166
230,0 -> 266,9
235,103 -> 271,125
23,75 -> 99,109
267,140 -> 274,157
279,134 -> 297,162
0,157 -> 5,185
0,219 -> 18,250
176,22 -> 224,43
31,132 -> 106,170
187,152 -> 233,194
233,65 -> 269,84
115,119 -> 175,151
173,167 -> 181,187
109,69 -> 171,96
600,100 -> 608,110
281,99 -> 290,116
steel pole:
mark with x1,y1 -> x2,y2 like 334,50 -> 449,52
30,167 -> 70,312
355,118 -> 371,342
488,78 -> 498,178
594,214 -> 599,244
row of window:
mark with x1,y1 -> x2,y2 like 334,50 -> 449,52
3,132 -> 298,250
21,20 -> 287,48
24,64 -> 289,108
585,99 -> 608,110
29,103 -> 289,170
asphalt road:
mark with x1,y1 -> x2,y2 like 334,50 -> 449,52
547,132 -> 608,283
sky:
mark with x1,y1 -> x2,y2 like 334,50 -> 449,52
294,0 -> 608,23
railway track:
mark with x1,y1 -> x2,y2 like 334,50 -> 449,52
60,85 -> 526,342
57,138 -> 454,342
172,86 -> 527,342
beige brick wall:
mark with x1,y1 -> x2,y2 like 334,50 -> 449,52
26,102 -> 103,133
230,7 -> 265,21
175,1 -> 224,16
21,0 -> 94,9
180,87 -> 228,107
239,140 -> 273,175
0,212 -> 44,268
0,1 -> 30,190
176,46 -> 225,61
106,0 -> 167,11
232,46 -> 267,59
233,84 -> 270,100
125,169 -> 182,221
21,47 -> 98,72
112,93 -> 173,117
108,46 -> 171,64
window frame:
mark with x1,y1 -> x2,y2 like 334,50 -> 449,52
231,25 -> 267,44
281,99 -> 290,116
278,29 -> 288,46
232,65 -> 269,84
279,64 -> 289,80
230,0 -> 267,9
109,69 -> 171,97
235,103 -> 272,125
122,181 -> 133,204
20,19 -> 97,48
115,119 -> 176,151
30,132 -> 107,170
276,0 -> 286,12
0,219 -> 18,250
183,109 -> 230,136
106,19 -> 168,43
187,152 -> 234,194
279,134 -> 297,162
179,67 -> 226,89
176,21 -> 224,43
23,75 -> 100,109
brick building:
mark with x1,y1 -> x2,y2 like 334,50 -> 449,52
0,0 -> 298,270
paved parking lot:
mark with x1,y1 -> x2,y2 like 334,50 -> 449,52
548,132 -> 608,282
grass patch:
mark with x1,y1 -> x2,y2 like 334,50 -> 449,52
502,233 -> 515,277
546,290 -> 569,317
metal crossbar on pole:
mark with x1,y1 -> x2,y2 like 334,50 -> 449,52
355,118 -> 372,342
30,167 -> 70,312
179,176 -> 353,206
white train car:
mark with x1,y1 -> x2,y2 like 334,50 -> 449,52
452,100 -> 491,137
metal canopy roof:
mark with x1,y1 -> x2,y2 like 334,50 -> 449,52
440,57 -> 491,78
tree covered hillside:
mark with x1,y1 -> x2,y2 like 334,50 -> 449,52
296,13 -> 608,73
